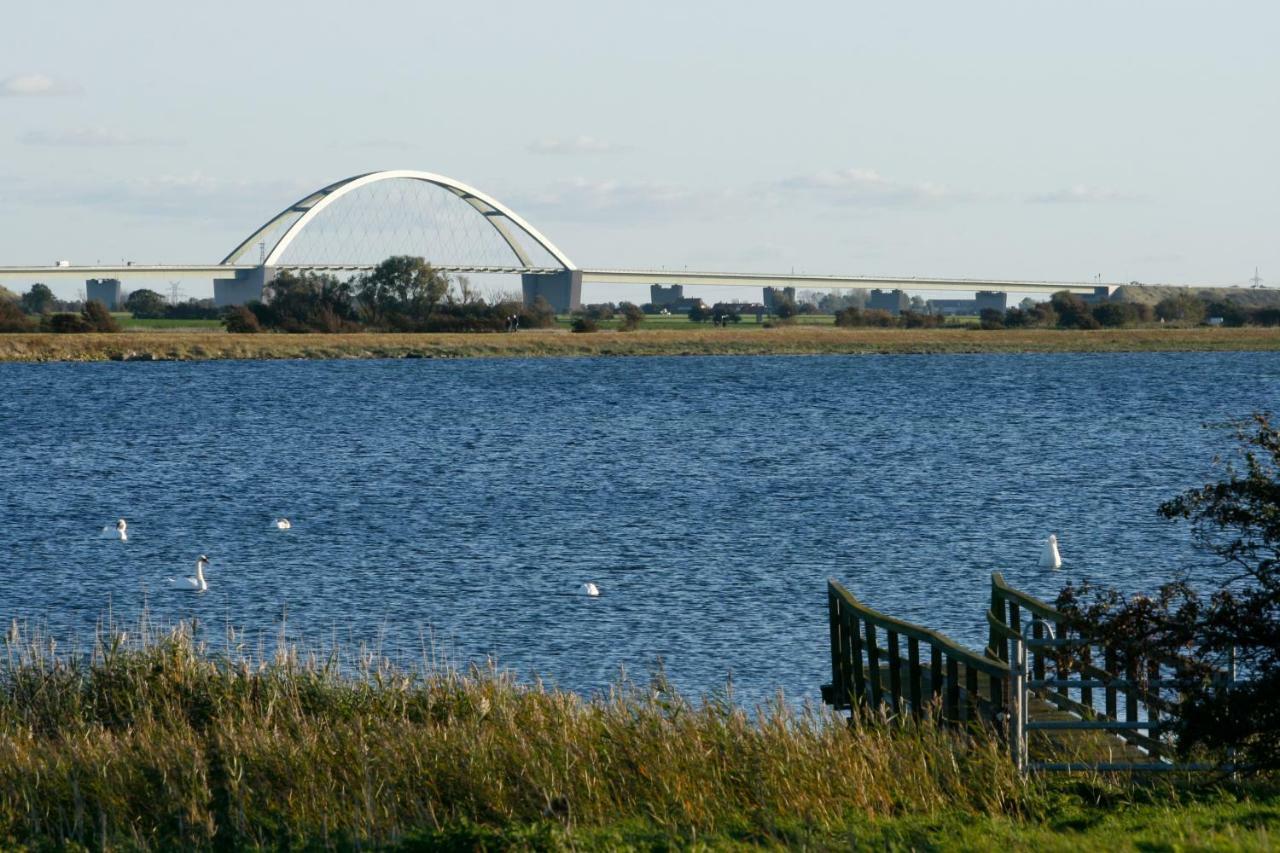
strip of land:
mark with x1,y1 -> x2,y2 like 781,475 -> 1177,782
1,326 -> 1279,362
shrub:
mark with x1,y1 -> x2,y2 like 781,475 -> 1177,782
617,302 -> 645,331
1091,302 -> 1138,328
570,315 -> 599,333
1155,294 -> 1207,324
519,296 -> 557,329
834,307 -> 866,327
223,305 -> 262,333
0,299 -> 32,332
978,308 -> 1004,330
124,288 -> 169,318
42,312 -> 92,333
1057,413 -> 1280,769
81,300 -> 120,332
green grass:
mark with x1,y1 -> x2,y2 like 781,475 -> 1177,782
0,623 -> 1275,850
115,315 -> 223,330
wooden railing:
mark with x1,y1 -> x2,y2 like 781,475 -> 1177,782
822,577 -> 1009,723
986,571 -> 1231,766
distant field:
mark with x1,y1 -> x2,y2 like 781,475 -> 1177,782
115,316 -> 223,330
2,325 -> 1279,362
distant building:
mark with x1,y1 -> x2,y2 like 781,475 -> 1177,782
86,278 -> 122,310
868,288 -> 909,315
974,290 -> 1007,313
762,286 -> 796,312
650,284 -> 684,307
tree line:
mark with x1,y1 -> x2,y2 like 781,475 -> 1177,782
225,257 -> 556,333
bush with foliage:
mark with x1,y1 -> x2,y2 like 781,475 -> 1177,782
0,299 -> 33,332
1155,293 -> 1207,324
1057,413 -> 1280,769
617,302 -> 645,331
41,313 -> 92,333
124,288 -> 169,318
222,305 -> 262,333
978,308 -> 1004,330
570,315 -> 599,333
80,300 -> 120,332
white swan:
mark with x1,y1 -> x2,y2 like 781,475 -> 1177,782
1039,534 -> 1063,570
101,518 -> 128,541
168,556 -> 209,592
274,518 -> 292,530
580,582 -> 600,597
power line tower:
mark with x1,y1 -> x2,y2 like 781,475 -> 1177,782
168,281 -> 183,304
1250,267 -> 1264,289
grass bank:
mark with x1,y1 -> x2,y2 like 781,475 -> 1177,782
0,626 -> 1275,850
2,326 -> 1280,362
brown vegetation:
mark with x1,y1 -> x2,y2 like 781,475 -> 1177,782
0,326 -> 1278,362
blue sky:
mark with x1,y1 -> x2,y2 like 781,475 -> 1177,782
1,1 -> 1276,301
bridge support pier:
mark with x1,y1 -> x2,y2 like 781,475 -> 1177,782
522,270 -> 581,314
214,265 -> 275,307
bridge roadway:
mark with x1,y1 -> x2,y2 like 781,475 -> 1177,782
0,263 -> 1106,295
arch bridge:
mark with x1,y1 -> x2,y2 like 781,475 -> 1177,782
0,170 -> 1112,312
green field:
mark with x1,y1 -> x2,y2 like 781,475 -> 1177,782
113,314 -> 223,330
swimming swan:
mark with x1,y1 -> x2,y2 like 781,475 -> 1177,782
1039,534 -> 1062,570
580,582 -> 600,597
168,556 -> 209,592
274,518 -> 292,530
102,518 -> 128,541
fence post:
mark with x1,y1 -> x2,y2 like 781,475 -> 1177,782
1011,631 -> 1026,773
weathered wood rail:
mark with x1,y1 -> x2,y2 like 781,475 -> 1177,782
821,577 -> 1009,723
824,572 -> 1235,772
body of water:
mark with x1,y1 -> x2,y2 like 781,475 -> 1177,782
1,353 -> 1276,706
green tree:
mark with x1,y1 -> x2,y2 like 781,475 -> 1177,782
1058,413 -> 1280,769
1155,293 -> 1207,324
21,283 -> 55,315
261,270 -> 355,332
125,288 -> 169,318
1050,291 -> 1099,329
772,293 -> 798,320
0,298 -> 33,332
81,300 -> 120,332
355,256 -> 449,328
618,302 -> 645,331
978,308 -> 1005,330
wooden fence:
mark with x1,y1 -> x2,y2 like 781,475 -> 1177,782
822,577 -> 1009,723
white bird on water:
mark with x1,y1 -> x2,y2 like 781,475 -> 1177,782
274,518 -> 292,530
102,518 -> 128,541
1039,534 -> 1063,570
168,556 -> 210,592
580,582 -> 600,597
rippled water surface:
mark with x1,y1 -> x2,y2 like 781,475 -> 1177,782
1,353 -> 1277,705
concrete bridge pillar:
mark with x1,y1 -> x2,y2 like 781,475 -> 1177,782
213,265 -> 276,307
522,270 -> 581,314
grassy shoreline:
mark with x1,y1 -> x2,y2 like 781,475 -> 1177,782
1,627 -> 1275,850
2,326 -> 1280,362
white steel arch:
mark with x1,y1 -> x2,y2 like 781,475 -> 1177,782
221,170 -> 577,270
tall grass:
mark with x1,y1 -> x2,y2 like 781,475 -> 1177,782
0,620 -> 1027,849
1,326 -> 1279,363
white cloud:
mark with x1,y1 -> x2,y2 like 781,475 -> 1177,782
19,127 -> 181,147
1026,185 -> 1140,204
775,168 -> 958,207
514,177 -> 708,222
0,73 -> 81,96
527,136 -> 623,155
